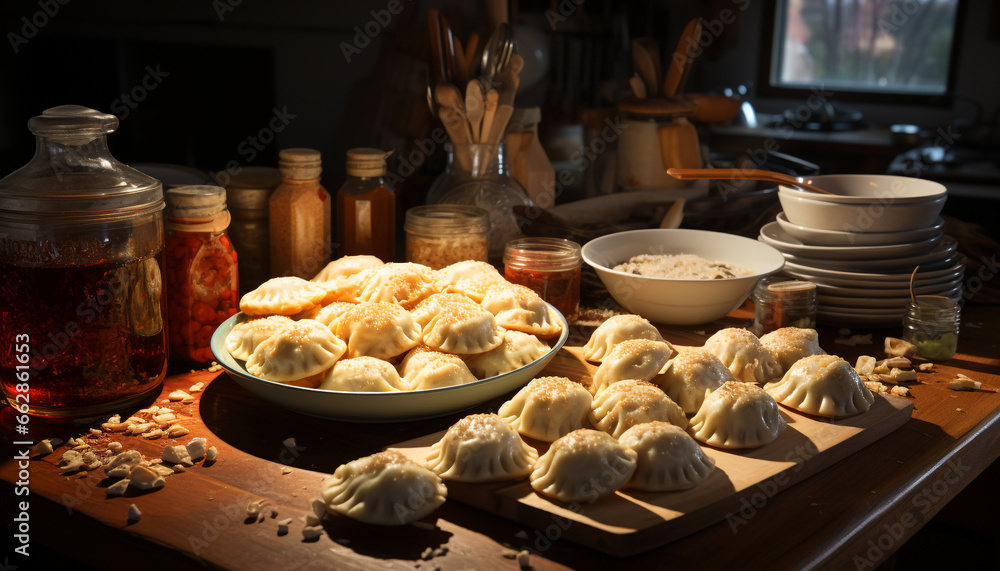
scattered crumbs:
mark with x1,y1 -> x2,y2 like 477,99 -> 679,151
957,408 -> 966,413
167,390 -> 192,402
277,518 -> 292,536
189,381 -> 206,392
281,467 -> 293,475
433,547 -> 449,557
283,437 -> 297,448
517,550 -> 531,569
950,395 -> 959,398
127,504 -> 142,522
421,547 -> 434,561
302,525 -> 323,540
208,498 -> 214,501
108,442 -> 123,453
89,428 -> 102,436
514,530 -> 529,540
502,550 -> 518,560
30,439 -> 55,456
918,362 -> 934,372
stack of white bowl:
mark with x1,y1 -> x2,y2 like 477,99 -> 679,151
758,175 -> 963,327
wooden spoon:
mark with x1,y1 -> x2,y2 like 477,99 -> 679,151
466,79 -> 485,143
666,168 -> 837,195
631,38 -> 661,96
629,75 -> 647,99
662,18 -> 702,97
479,89 -> 499,143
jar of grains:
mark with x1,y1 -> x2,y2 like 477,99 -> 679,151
404,205 -> 489,269
503,237 -> 582,320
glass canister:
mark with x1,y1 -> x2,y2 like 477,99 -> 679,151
0,105 -> 168,417
224,166 -> 279,294
426,142 -> 533,262
752,277 -> 817,334
503,237 -> 582,320
404,205 -> 489,269
164,185 -> 239,363
902,295 -> 960,361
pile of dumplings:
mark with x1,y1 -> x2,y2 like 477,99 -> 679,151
317,313 -> 879,526
224,256 -> 564,392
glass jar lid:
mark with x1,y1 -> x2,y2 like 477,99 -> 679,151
405,204 -> 489,234
166,185 -> 227,219
0,105 -> 163,221
504,237 -> 582,271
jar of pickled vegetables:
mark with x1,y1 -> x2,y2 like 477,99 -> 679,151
902,295 -> 960,361
503,237 -> 582,320
164,185 -> 239,363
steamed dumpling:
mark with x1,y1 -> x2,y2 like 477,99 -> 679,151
317,356 -> 408,392
619,422 -> 716,492
759,327 -> 827,373
330,302 -> 422,360
321,449 -> 446,525
656,349 -> 735,413
398,346 -> 477,390
530,429 -> 637,503
703,328 -> 782,383
245,319 -> 346,386
589,380 -> 688,438
224,315 -> 295,360
499,376 -> 592,442
424,413 -> 538,482
239,276 -> 327,316
311,255 -> 384,284
409,292 -> 479,328
434,260 -> 507,302
764,354 -> 875,418
583,315 -> 665,363
292,301 -> 356,325
589,339 -> 677,396
689,381 -> 786,449
466,330 -> 549,379
355,262 -> 438,309
421,303 -> 504,355
480,284 -> 563,337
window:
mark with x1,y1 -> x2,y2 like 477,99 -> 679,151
762,0 -> 963,102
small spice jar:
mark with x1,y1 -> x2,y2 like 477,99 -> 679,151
164,185 -> 239,363
902,295 -> 960,361
753,277 -> 817,334
405,205 -> 489,269
503,237 -> 582,320
224,166 -> 279,294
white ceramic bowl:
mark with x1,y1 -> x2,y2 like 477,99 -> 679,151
779,192 -> 946,233
779,174 -> 946,204
581,229 -> 785,325
775,212 -> 945,247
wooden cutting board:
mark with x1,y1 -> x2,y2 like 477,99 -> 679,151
393,347 -> 914,556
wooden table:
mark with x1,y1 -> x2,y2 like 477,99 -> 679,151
3,303 -> 999,570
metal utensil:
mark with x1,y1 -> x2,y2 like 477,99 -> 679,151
666,168 -> 837,195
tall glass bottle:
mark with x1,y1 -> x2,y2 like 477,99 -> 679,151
337,148 -> 395,261
269,148 -> 331,279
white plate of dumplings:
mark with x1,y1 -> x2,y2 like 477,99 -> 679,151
211,307 -> 569,422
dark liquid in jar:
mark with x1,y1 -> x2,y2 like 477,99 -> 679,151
0,253 -> 168,416
505,266 -> 581,321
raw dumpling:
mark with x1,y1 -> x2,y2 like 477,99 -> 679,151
530,429 -> 638,503
293,301 -> 356,325
409,292 -> 479,328
355,262 -> 438,309
589,339 -> 677,396
424,413 -> 538,482
330,302 -> 422,360
311,255 -> 384,284
764,354 -> 875,418
239,276 -> 327,316
225,315 -> 295,360
466,330 -> 549,379
619,422 -> 716,492
499,376 -> 592,442
689,381 -> 786,449
318,356 -> 408,392
703,327 -> 782,383
245,319 -> 346,386
759,327 -> 827,374
421,303 -> 504,355
321,449 -> 447,526
583,314 -> 665,363
656,349 -> 735,413
434,260 -> 507,302
589,380 -> 688,438
480,284 -> 563,337
398,346 -> 477,390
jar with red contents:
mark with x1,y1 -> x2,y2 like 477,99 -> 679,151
503,237 -> 582,321
164,185 -> 238,363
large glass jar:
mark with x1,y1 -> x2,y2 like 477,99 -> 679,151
404,205 -> 489,269
164,185 -> 239,364
426,142 -> 533,262
0,105 -> 168,417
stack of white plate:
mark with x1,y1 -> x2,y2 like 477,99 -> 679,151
759,213 -> 964,326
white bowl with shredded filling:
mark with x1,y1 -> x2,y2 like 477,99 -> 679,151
582,229 -> 785,325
